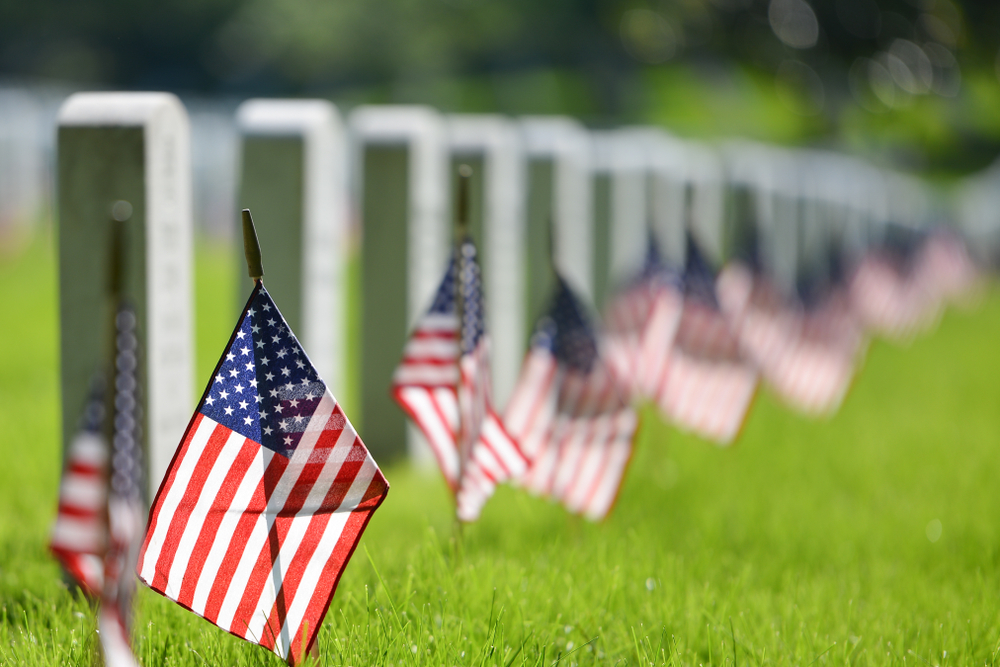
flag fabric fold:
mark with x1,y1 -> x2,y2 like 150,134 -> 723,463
137,283 -> 388,665
504,276 -> 638,521
392,238 -> 526,521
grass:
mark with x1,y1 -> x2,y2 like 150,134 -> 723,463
2,232 -> 1000,665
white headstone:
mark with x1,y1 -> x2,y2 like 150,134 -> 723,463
57,92 -> 194,495
236,99 -> 348,394
447,114 -> 526,407
520,116 -> 593,306
350,105 -> 449,464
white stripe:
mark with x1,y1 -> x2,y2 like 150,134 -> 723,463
393,364 -> 460,386
139,416 -> 217,582
402,337 -> 458,360
60,475 -> 107,510
68,432 -> 108,467
415,312 -> 459,332
51,517 -> 105,551
397,386 -> 459,483
163,429 -> 249,599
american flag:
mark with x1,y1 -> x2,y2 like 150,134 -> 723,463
647,240 -> 758,445
604,241 -> 684,403
50,303 -> 145,667
392,238 -> 526,521
848,251 -> 938,341
503,276 -> 637,521
719,265 -> 862,417
50,378 -> 109,597
137,283 -> 388,665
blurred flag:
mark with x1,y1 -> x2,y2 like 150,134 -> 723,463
648,239 -> 758,444
504,276 -> 637,521
718,266 -> 862,417
392,238 -> 526,521
849,249 -> 938,341
50,379 -> 109,597
50,302 -> 144,667
604,241 -> 684,402
137,284 -> 388,665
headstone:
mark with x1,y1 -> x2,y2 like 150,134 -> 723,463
57,92 -> 194,496
0,88 -> 46,243
235,99 -> 348,395
447,114 -> 526,407
645,130 -> 689,270
350,105 -> 449,464
520,116 -> 593,322
589,130 -> 648,309
683,142 -> 727,267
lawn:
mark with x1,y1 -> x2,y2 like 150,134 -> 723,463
1,232 -> 999,666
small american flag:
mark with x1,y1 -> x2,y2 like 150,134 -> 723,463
604,241 -> 684,402
50,302 -> 145,667
392,238 -> 526,521
648,240 -> 758,445
719,265 -> 862,417
50,378 -> 109,597
504,276 -> 637,521
137,283 -> 388,665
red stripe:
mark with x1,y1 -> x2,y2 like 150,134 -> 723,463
174,436 -> 261,609
139,413 -> 205,565
67,462 -> 103,477
56,503 -> 102,519
391,386 -> 458,490
286,476 -> 388,665
150,422 -> 231,592
410,329 -> 457,340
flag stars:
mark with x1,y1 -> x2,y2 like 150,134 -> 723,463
250,378 -> 257,388
243,416 -> 253,426
284,436 -> 292,446
260,357 -> 269,366
293,415 -> 305,425
269,388 -> 279,398
251,324 -> 260,334
226,352 -> 235,362
262,303 -> 271,312
224,406 -> 234,416
266,318 -> 276,327
205,395 -> 215,406
234,383 -> 244,394
256,340 -> 264,349
265,372 -> 274,382
219,390 -> 229,400
263,425 -> 273,435
272,335 -> 281,344
276,348 -> 287,359
245,361 -> 254,371
229,369 -> 239,378
215,373 -> 224,384
240,346 -> 250,355
281,367 -> 291,377
239,400 -> 248,410
295,359 -> 305,370
236,330 -> 246,340
289,399 -> 299,409
247,308 -> 256,317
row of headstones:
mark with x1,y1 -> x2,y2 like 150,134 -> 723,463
56,92 -> 942,498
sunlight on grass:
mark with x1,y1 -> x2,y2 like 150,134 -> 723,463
2,236 -> 1000,665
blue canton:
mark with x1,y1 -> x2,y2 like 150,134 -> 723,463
426,237 -> 485,355
531,276 -> 598,373
199,284 -> 326,459
683,233 -> 720,308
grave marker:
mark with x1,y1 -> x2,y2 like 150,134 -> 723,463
57,92 -> 194,495
235,99 -> 348,393
350,105 -> 449,463
520,116 -> 593,322
447,114 -> 526,407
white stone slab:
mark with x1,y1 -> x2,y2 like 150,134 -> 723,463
58,92 -> 194,496
236,99 -> 348,394
350,105 -> 449,465
520,116 -> 593,304
447,114 -> 526,408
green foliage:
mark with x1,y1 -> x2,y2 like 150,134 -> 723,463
3,238 -> 1000,665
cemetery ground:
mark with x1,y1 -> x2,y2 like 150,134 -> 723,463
2,234 -> 1000,666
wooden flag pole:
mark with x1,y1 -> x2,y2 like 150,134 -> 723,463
242,209 -> 265,284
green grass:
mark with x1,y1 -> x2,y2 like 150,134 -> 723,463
3,233 -> 1000,666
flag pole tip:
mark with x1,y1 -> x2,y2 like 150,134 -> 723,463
241,209 -> 264,281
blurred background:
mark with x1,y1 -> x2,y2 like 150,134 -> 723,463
1,0 -> 999,246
